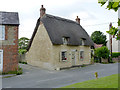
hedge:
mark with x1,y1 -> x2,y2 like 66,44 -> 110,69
112,52 -> 120,58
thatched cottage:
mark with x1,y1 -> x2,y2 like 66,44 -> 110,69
26,5 -> 94,70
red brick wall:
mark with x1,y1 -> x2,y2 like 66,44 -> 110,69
1,25 -> 19,72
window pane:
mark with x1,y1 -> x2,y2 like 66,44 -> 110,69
0,25 -> 2,39
62,37 -> 69,45
0,25 -> 5,40
62,51 -> 67,61
80,51 -> 84,60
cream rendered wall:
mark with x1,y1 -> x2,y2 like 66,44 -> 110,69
26,23 -> 91,70
26,23 -> 54,70
52,45 -> 91,69
107,38 -> 120,52
112,38 -> 119,52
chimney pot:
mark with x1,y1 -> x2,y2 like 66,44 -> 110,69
76,16 -> 80,24
41,5 -> 43,8
40,5 -> 46,18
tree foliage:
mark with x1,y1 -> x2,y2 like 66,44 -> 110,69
91,31 -> 107,45
98,0 -> 120,40
18,37 -> 29,54
106,26 -> 118,35
95,46 -> 110,59
19,37 -> 29,49
18,49 -> 27,55
98,0 -> 120,11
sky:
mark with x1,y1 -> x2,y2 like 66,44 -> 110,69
0,0 -> 118,40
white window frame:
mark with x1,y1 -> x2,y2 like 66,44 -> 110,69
80,39 -> 85,45
79,50 -> 84,61
0,49 -> 3,72
62,37 -> 69,45
0,25 -> 5,40
60,50 -> 67,62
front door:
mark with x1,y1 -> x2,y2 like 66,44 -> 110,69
71,51 -> 76,66
0,50 -> 3,72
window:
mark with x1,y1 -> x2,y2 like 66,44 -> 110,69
62,37 -> 69,45
0,25 -> 5,40
61,51 -> 67,61
80,51 -> 84,61
80,39 -> 85,45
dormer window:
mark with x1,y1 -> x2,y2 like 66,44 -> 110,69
80,38 -> 85,45
62,37 -> 69,45
0,25 -> 5,40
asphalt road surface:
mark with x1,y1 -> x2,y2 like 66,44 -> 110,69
2,63 -> 118,88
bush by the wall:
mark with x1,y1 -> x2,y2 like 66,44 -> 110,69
95,46 -> 110,59
112,52 -> 120,58
2,66 -> 23,75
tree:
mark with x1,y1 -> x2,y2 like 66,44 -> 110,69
106,26 -> 120,40
95,46 -> 110,62
98,0 -> 120,11
91,31 -> 107,45
98,0 -> 120,40
18,37 -> 29,54
19,37 -> 29,49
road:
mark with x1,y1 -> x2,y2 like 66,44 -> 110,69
2,63 -> 118,88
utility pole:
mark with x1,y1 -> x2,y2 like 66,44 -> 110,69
109,23 -> 112,57
118,4 -> 120,53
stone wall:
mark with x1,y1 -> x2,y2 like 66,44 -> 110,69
18,54 -> 26,62
26,23 -> 91,70
112,56 -> 120,62
26,23 -> 53,70
52,45 -> 91,69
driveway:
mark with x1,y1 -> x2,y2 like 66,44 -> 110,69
2,63 -> 118,88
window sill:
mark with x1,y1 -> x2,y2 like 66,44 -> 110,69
62,60 -> 68,62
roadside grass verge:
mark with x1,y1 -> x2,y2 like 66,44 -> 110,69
62,74 -> 118,88
2,66 -> 23,75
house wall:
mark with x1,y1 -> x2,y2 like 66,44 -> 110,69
112,38 -> 120,52
118,40 -> 120,52
52,45 -> 91,69
26,23 -> 54,70
107,38 -> 120,52
26,24 -> 91,70
0,25 -> 18,72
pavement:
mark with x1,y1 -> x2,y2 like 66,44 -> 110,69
0,74 -> 16,78
2,63 -> 118,88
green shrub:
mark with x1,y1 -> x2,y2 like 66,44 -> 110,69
16,66 -> 23,75
95,46 -> 110,59
81,64 -> 86,67
19,61 -> 27,64
101,62 -> 109,64
18,49 -> 27,55
2,66 -> 23,75
112,52 -> 120,58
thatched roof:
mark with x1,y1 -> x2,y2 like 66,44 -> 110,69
0,11 -> 19,25
27,14 -> 94,51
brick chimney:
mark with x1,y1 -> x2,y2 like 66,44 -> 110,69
76,16 -> 80,24
40,5 -> 46,18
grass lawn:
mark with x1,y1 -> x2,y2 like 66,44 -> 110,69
62,74 -> 118,88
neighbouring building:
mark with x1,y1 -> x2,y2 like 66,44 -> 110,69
94,43 -> 103,49
0,11 -> 19,72
107,23 -> 120,53
26,5 -> 94,70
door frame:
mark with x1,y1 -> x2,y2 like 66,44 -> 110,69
71,49 -> 76,66
0,49 -> 3,71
